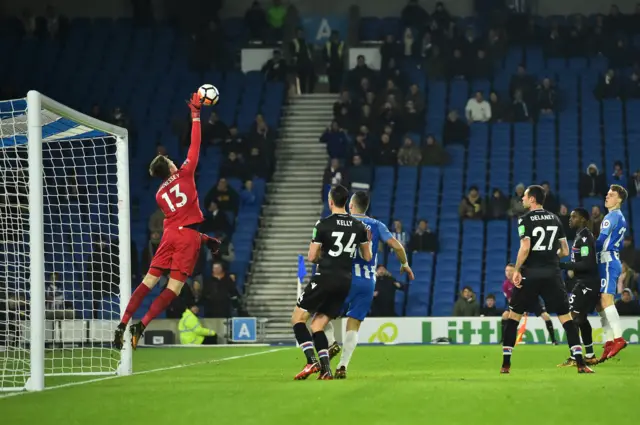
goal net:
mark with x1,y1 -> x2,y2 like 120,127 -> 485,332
0,91 -> 131,392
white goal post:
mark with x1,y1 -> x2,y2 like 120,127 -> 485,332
0,91 -> 132,392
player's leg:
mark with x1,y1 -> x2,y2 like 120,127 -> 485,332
544,276 -> 593,373
577,315 -> 597,364
336,282 -> 374,378
292,278 -> 322,379
599,262 -> 627,360
502,283 -> 530,372
539,308 -> 557,345
323,321 -> 341,359
309,313 -> 333,379
500,310 -> 509,343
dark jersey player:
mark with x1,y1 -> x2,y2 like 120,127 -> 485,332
557,208 -> 600,367
113,94 -> 220,350
291,185 -> 371,380
502,185 -> 594,374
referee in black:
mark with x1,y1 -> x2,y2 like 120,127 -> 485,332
557,208 -> 600,367
290,185 -> 371,380
503,185 -> 594,374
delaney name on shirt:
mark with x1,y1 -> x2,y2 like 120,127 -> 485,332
529,214 -> 555,221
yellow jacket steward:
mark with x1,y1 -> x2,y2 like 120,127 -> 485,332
178,309 -> 216,345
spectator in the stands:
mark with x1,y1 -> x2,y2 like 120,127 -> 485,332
401,0 -> 429,31
618,261 -> 639,294
425,45 -> 447,80
204,178 -> 239,214
348,55 -> 375,91
540,182 -> 559,214
45,272 -> 65,311
587,24 -> 608,56
358,104 -> 374,131
202,201 -> 231,235
480,294 -> 501,317
356,78 -> 373,103
335,105 -> 356,133
621,236 -> 639,271
212,233 -> 236,270
544,21 -> 565,57
485,188 -> 509,220
465,91 -> 492,124
537,78 -> 556,115
609,38 -> 634,69
508,183 -> 526,218
591,205 -> 604,238
472,49 -> 493,80
443,110 -> 469,145
402,27 -> 416,58
382,79 -> 403,106
510,89 -> 531,122
266,0 -> 287,41
241,180 -> 256,206
333,90 -> 354,118
349,155 -> 372,189
392,220 -> 408,247
20,8 -> 37,37
353,132 -> 372,164
290,27 -> 315,94
220,152 -> 246,180
148,208 -> 164,234
625,71 -> 640,99
488,92 -> 506,122
371,265 -> 402,317
401,101 -> 423,134
522,16 -> 541,45
221,126 -> 246,156
397,137 -> 421,166
421,134 -> 450,166
459,186 -> 484,219
615,288 -> 640,316
380,34 -> 400,70
609,160 -> 627,188
202,263 -> 241,318
245,147 -> 269,179
203,112 -> 229,145
245,1 -> 267,40
580,163 -> 607,199
558,204 -> 576,241
380,103 -> 400,131
462,26 -> 480,58
261,49 -> 287,82
628,169 -> 640,197
376,134 -> 398,166
419,32 -> 434,59
453,286 -> 480,317
432,1 -> 451,27
509,64 -> 536,103
406,84 -> 425,114
88,237 -> 119,318
90,104 -> 105,120
595,69 -> 621,100
320,120 -> 348,160
486,28 -> 507,60
448,48 -> 467,79
324,30 -> 345,93
322,158 -> 348,190
409,219 -> 438,253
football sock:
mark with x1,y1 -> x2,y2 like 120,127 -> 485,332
120,283 -> 150,326
545,319 -> 556,343
141,288 -> 176,327
598,310 -> 614,342
338,330 -> 358,369
579,320 -> 595,357
312,331 -> 331,373
563,320 -> 585,366
502,319 -> 519,367
604,305 -> 623,339
324,321 -> 336,346
501,319 -> 507,342
293,322 -> 317,364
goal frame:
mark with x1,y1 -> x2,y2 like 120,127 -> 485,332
23,90 -> 132,392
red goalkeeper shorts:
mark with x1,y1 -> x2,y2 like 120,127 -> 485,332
149,227 -> 202,280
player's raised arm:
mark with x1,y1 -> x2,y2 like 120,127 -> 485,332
182,93 -> 203,175
381,222 -> 415,280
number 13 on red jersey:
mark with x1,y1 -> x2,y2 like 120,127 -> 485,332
161,184 -> 187,212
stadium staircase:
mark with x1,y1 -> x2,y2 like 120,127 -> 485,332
248,93 -> 336,342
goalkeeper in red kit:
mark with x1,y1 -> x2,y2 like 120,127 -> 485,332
113,93 -> 220,350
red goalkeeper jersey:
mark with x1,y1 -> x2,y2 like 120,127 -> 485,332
155,119 -> 204,229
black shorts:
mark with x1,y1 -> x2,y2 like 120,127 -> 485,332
509,268 -> 570,316
569,281 -> 600,315
296,272 -> 351,319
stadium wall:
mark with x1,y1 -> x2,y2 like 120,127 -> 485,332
345,317 -> 640,345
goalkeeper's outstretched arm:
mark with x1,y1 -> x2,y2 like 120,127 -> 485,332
182,93 -> 203,174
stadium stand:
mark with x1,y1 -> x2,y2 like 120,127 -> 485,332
0,17 -> 284,320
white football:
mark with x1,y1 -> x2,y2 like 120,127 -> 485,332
197,84 -> 219,106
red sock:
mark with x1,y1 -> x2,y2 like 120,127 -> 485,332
141,288 -> 177,327
120,284 -> 150,325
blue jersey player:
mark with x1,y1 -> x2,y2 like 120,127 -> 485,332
596,184 -> 629,362
334,191 -> 415,379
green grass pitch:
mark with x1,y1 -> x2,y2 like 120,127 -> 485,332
1,345 -> 638,425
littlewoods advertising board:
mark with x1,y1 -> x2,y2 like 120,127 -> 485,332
346,317 -> 640,345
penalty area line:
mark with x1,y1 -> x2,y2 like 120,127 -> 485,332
0,348 -> 288,400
